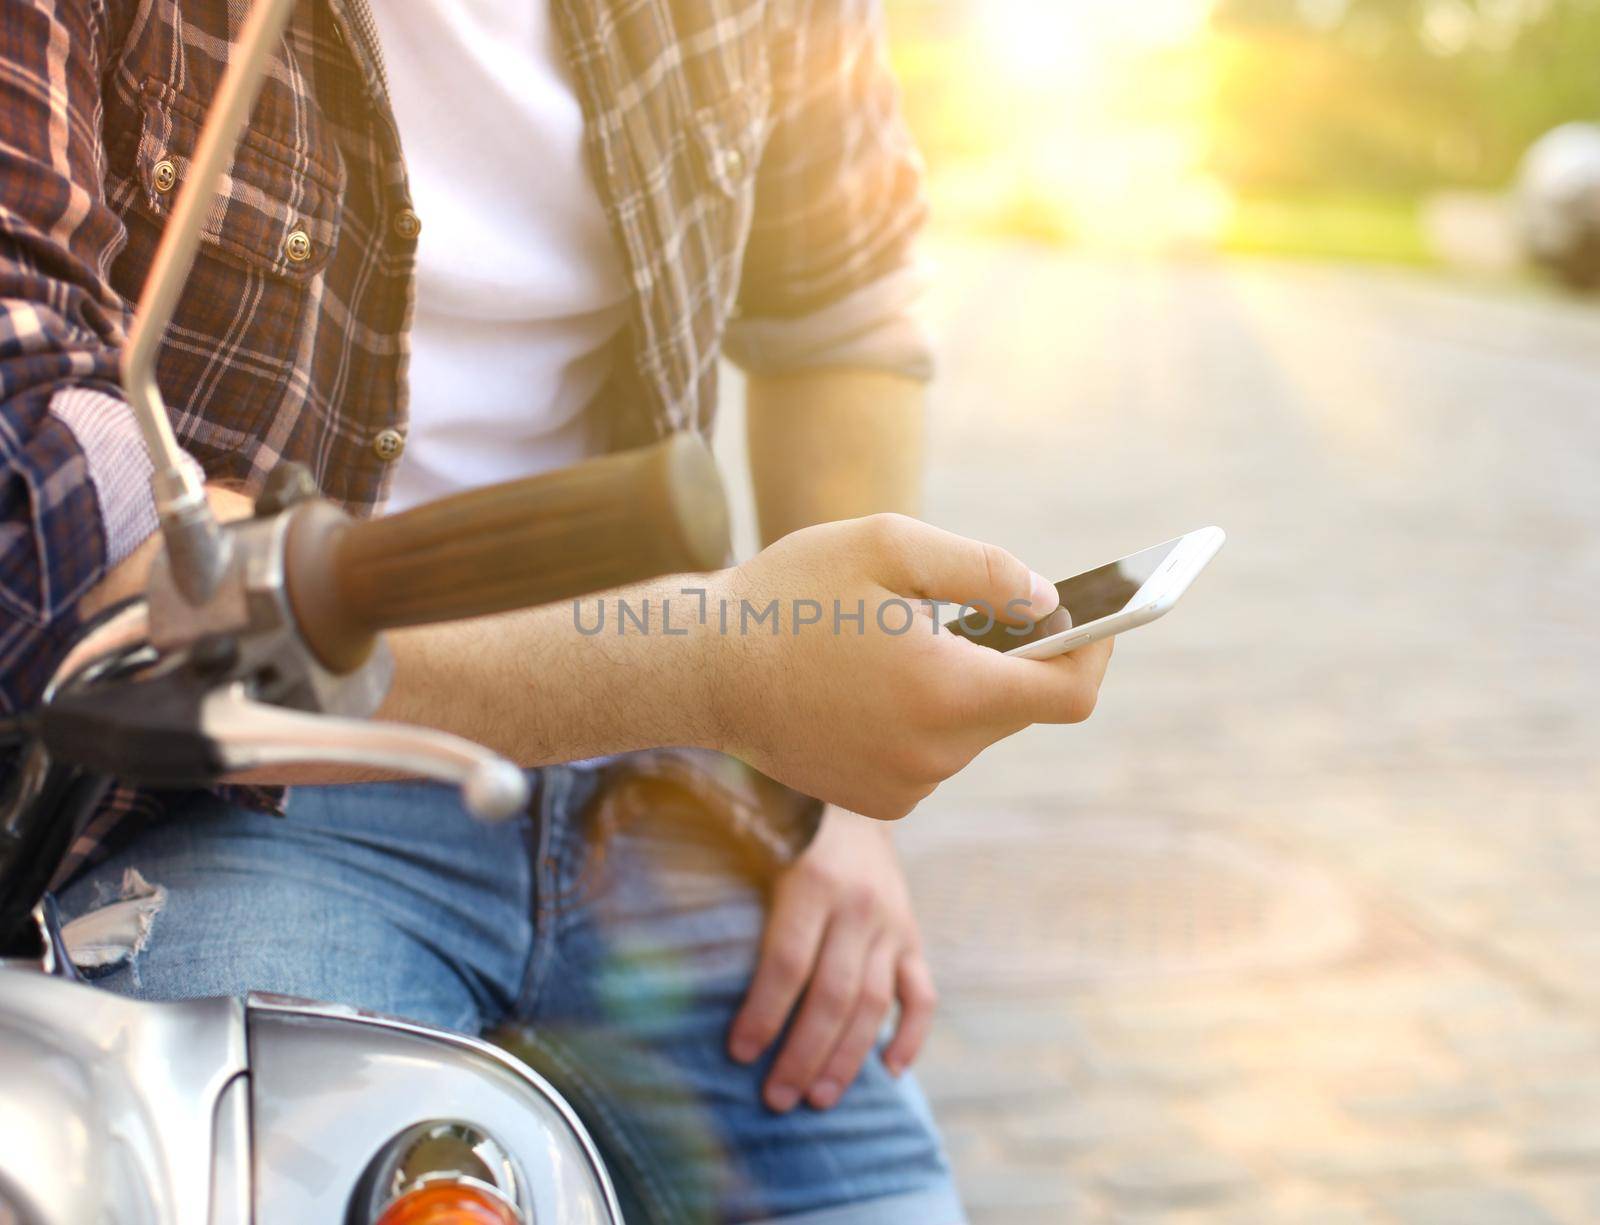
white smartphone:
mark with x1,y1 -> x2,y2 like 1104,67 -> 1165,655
946,526 -> 1225,659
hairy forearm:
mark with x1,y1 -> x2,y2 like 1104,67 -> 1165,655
745,369 -> 925,546
377,581 -> 717,766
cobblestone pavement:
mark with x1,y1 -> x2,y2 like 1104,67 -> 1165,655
726,243 -> 1600,1223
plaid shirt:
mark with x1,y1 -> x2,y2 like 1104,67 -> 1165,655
0,0 -> 928,872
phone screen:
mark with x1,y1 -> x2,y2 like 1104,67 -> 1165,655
946,538 -> 1184,652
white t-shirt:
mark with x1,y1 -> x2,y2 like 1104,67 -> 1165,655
373,0 -> 631,513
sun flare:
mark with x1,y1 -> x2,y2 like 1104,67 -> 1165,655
978,0 -> 1216,89
940,0 -> 1226,250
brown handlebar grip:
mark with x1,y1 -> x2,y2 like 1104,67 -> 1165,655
285,433 -> 731,673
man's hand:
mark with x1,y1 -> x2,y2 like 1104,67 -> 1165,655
728,807 -> 935,1113
703,513 -> 1114,821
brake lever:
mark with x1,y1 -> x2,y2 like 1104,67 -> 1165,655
36,593 -> 526,822
201,685 -> 529,822
50,600 -> 153,694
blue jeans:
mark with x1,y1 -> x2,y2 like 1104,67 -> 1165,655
56,765 -> 964,1225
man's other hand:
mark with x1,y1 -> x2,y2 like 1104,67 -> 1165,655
727,808 -> 935,1113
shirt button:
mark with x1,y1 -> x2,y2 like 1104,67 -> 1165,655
153,158 -> 177,194
393,208 -> 422,240
285,229 -> 313,263
372,428 -> 406,462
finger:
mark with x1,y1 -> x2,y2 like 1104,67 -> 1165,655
728,886 -> 829,1065
807,937 -> 898,1110
864,515 -> 1058,625
762,915 -> 873,1113
882,953 -> 939,1077
1020,636 -> 1115,724
968,634 -> 1116,727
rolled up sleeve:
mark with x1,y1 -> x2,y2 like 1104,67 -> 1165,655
49,387 -> 166,568
724,261 -> 933,380
729,0 -> 934,382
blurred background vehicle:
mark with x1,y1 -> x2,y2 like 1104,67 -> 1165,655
1518,123 -> 1600,289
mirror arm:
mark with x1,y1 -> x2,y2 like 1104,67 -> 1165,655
120,0 -> 300,604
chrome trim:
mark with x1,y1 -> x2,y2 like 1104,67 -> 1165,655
145,507 -> 394,719
246,993 -> 622,1221
205,686 -> 529,820
32,899 -> 76,979
209,1072 -> 253,1225
355,1120 -> 528,1221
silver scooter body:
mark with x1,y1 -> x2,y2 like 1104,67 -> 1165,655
0,961 -> 622,1223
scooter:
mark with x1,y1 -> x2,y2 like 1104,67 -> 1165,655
0,0 -> 731,1220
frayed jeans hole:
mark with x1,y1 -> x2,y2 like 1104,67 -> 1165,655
61,868 -> 168,983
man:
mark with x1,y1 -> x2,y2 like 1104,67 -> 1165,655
1,0 -> 1112,1220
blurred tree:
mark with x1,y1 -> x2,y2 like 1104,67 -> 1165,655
1210,0 -> 1600,195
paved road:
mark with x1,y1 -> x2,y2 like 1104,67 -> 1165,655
722,245 -> 1600,1223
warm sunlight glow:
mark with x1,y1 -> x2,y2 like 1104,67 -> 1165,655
932,0 -> 1226,251
980,0 -> 1215,90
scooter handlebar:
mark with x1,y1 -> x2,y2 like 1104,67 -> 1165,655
283,433 -> 731,673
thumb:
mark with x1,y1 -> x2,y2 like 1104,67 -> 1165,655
873,517 -> 1058,625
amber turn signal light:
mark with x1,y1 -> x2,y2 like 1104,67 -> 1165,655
373,1181 -> 523,1225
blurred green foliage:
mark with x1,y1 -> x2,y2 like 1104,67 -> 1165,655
1210,0 -> 1600,195
879,0 -> 1597,262
1218,193 -> 1432,262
